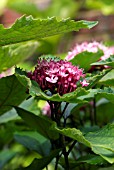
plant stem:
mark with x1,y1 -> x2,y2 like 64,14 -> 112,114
48,101 -> 55,121
90,106 -> 94,126
68,140 -> 77,155
49,101 -> 70,170
63,117 -> 67,127
55,155 -> 59,170
93,98 -> 97,125
63,147 -> 69,170
61,102 -> 69,118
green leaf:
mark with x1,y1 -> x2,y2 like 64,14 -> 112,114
86,69 -> 111,89
96,100 -> 114,124
15,73 -> 31,88
99,69 -> 114,86
52,126 -> 91,147
53,124 -> 114,163
70,50 -> 103,71
0,109 -> 18,124
0,15 -> 98,46
29,80 -> 89,103
20,97 -> 40,115
39,54 -> 60,62
0,75 -> 28,115
0,41 -> 38,73
14,131 -> 51,156
97,87 -> 114,104
78,89 -> 98,101
14,106 -> 59,140
77,154 -> 107,165
85,124 -> 114,163
91,55 -> 114,67
80,87 -> 114,104
0,97 -> 40,124
60,155 -> 107,169
19,149 -> 61,170
0,150 -> 16,169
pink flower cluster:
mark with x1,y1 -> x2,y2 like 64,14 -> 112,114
42,102 -> 51,116
65,41 -> 114,61
28,58 -> 89,96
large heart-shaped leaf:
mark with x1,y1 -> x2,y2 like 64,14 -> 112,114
85,124 -> 114,163
14,106 -> 59,140
53,124 -> 114,163
14,131 -> 51,156
0,75 -> 28,115
53,126 -> 90,147
29,80 -> 89,103
0,15 -> 98,46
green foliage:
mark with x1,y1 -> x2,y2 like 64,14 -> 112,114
17,149 -> 61,170
0,109 -> 19,124
0,15 -> 97,46
99,69 -> 114,86
53,126 -> 90,147
14,106 -> 59,140
14,131 -> 51,156
97,87 -> 114,104
85,124 -> 114,163
0,75 -> 28,115
91,55 -> 114,68
29,80 -> 89,103
0,150 -> 17,169
70,50 -> 103,71
86,0 -> 114,15
60,154 -> 108,169
86,69 -> 111,89
0,9 -> 114,170
8,0 -> 78,18
77,154 -> 107,165
0,41 -> 38,73
54,124 -> 114,163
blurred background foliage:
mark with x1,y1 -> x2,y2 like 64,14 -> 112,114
1,0 -> 114,58
1,0 -> 114,170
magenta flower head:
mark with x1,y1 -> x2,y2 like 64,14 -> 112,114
28,56 -> 89,96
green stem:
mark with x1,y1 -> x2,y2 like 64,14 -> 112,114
49,101 -> 70,169
93,98 -> 97,125
90,106 -> 94,126
63,147 -> 69,170
48,101 -> 55,121
63,117 -> 67,127
68,140 -> 77,155
61,102 -> 69,118
55,155 -> 60,170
